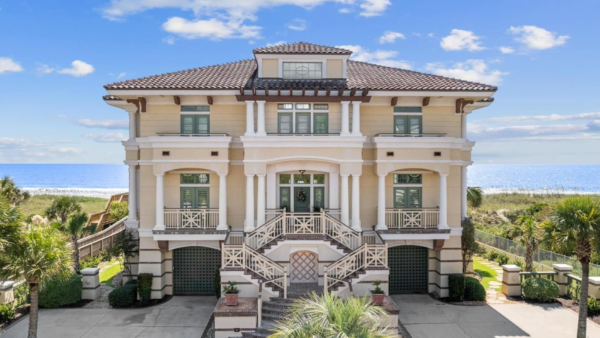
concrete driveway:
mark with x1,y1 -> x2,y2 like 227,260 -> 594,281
393,294 -> 600,338
1,296 -> 217,338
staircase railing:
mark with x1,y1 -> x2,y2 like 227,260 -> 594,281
323,243 -> 388,293
222,243 -> 287,298
246,210 -> 287,249
87,192 -> 128,231
322,211 -> 361,250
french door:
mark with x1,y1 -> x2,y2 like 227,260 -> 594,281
181,187 -> 210,208
393,187 -> 422,208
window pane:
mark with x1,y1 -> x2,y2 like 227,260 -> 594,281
394,116 -> 406,134
197,174 -> 209,184
197,115 -> 209,134
393,107 -> 422,113
313,174 -> 325,184
394,189 -> 406,208
314,104 -> 329,110
181,105 -> 210,112
181,174 -> 197,184
279,114 -> 292,134
314,114 -> 328,134
314,187 -> 324,211
293,174 -> 310,184
279,174 -> 291,184
394,174 -> 422,184
409,117 -> 421,134
181,188 -> 194,208
407,188 -> 421,208
280,187 -> 290,210
296,114 -> 310,133
181,116 -> 195,134
278,103 -> 293,110
196,189 -> 209,208
295,103 -> 310,110
282,62 -> 322,79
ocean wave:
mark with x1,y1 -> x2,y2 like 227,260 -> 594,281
482,188 -> 600,195
24,188 -> 127,199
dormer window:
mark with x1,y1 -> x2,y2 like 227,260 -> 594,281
283,62 -> 322,79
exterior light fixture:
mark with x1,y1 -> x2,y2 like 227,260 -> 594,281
299,170 -> 306,175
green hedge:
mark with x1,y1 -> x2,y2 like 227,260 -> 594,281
137,273 -> 153,304
0,304 -> 16,322
39,274 -> 82,308
125,279 -> 137,286
109,284 -> 137,308
522,277 -> 559,302
464,277 -> 486,301
448,274 -> 465,301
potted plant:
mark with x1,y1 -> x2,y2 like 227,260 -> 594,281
371,281 -> 385,306
223,281 -> 239,306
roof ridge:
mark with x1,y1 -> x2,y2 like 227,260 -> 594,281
252,42 -> 353,55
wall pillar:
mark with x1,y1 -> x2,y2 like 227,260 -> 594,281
0,282 -> 15,305
127,110 -> 137,141
438,173 -> 448,229
351,174 -> 361,231
155,173 -> 165,230
245,100 -> 255,136
501,265 -> 522,297
245,175 -> 255,232
217,174 -> 228,230
340,174 -> 349,225
81,268 -> 101,300
351,101 -> 362,136
341,101 -> 350,136
257,175 -> 266,226
266,171 -> 276,209
461,166 -> 468,219
462,113 -> 468,139
376,174 -> 387,230
125,164 -> 139,229
329,172 -> 339,209
552,264 -> 573,296
256,100 -> 266,136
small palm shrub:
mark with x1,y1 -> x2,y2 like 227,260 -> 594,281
137,273 -> 153,304
495,253 -> 509,266
108,202 -> 129,223
464,277 -> 486,301
39,274 -> 82,308
109,284 -> 137,308
486,250 -> 499,261
0,304 -> 16,322
588,297 -> 600,316
79,256 -> 101,270
448,274 -> 465,301
522,278 -> 559,302
13,282 -> 29,307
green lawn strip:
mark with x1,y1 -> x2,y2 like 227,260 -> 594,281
21,195 -> 108,216
474,258 -> 498,290
100,260 -> 123,287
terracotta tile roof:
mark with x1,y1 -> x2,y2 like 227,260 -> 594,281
246,78 -> 347,90
253,42 -> 353,55
102,95 -> 122,100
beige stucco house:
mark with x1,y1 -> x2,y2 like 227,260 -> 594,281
103,42 -> 495,304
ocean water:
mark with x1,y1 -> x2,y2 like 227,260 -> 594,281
0,164 -> 599,198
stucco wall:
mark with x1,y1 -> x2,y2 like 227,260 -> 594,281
262,59 -> 279,77
326,59 -> 343,78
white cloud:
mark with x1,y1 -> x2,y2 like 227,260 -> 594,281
379,31 -> 405,44
0,138 -> 42,149
486,112 -> 600,123
57,60 -> 95,77
509,25 -> 569,50
337,45 -> 412,70
55,147 -> 82,153
56,115 -> 67,119
338,8 -> 352,13
77,119 -> 128,130
468,122 -> 600,141
427,33 -> 434,38
499,46 -> 515,54
162,17 -> 261,40
440,29 -> 484,51
426,60 -> 507,85
84,133 -> 127,143
359,0 -> 391,17
0,138 -> 82,162
287,19 -> 306,31
0,57 -> 23,74
266,41 -> 286,47
35,63 -> 55,76
163,36 -> 176,45
117,72 -> 127,78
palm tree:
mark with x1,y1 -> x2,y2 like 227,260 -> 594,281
270,292 -> 398,338
52,212 -> 90,273
0,176 -> 30,207
45,196 -> 82,223
0,224 -> 73,338
508,215 -> 543,272
547,196 -> 600,338
467,187 -> 483,208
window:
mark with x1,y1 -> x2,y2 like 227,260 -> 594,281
283,62 -> 322,79
295,103 -> 310,110
393,107 -> 422,113
181,115 -> 210,134
279,174 -> 291,184
393,174 -> 422,208
314,104 -> 329,110
278,113 -> 293,134
314,114 -> 328,134
278,173 -> 327,212
394,174 -> 422,184
394,115 -> 421,134
181,105 -> 210,112
277,103 -> 328,134
181,174 -> 210,184
296,113 -> 311,134
293,174 -> 310,184
313,174 -> 325,184
278,103 -> 293,110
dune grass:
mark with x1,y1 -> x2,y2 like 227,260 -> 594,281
474,258 -> 498,290
20,195 -> 108,216
473,193 -> 585,213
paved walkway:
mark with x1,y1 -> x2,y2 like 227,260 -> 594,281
474,256 -> 509,304
1,296 -> 217,338
394,294 -> 600,338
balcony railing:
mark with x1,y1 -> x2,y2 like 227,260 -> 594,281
164,208 -> 219,229
375,133 -> 447,137
266,133 -> 341,136
155,133 -> 229,137
385,208 -> 439,229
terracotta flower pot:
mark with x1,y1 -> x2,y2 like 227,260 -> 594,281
372,293 -> 385,306
225,293 -> 239,306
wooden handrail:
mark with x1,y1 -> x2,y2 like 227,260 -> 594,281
87,192 -> 128,232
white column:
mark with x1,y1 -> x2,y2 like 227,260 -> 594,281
376,174 -> 387,230
351,101 -> 362,136
341,101 -> 350,136
256,101 -> 266,136
125,165 -> 138,229
127,111 -> 136,141
351,174 -> 361,231
329,173 -> 339,209
439,173 -> 448,229
217,174 -> 228,230
245,175 -> 255,232
257,175 -> 266,226
461,166 -> 468,219
155,173 -> 164,229
266,171 -> 276,209
245,100 -> 255,136
462,113 -> 468,139
340,174 -> 349,225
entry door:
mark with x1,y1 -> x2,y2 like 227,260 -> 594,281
389,246 -> 428,294
290,251 -> 318,283
294,187 -> 311,212
393,187 -> 422,208
181,187 -> 210,208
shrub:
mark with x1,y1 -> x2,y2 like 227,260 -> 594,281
522,277 -> 559,302
79,256 -> 101,270
108,202 -> 129,223
509,258 -> 525,270
39,274 -> 82,308
0,304 -> 16,322
495,253 -> 509,266
214,267 -> 221,299
589,297 -> 600,316
109,284 -> 137,308
137,273 -> 153,304
13,282 -> 29,307
475,245 -> 487,257
448,274 -> 465,302
464,277 -> 486,301
486,250 -> 499,261
125,279 -> 137,286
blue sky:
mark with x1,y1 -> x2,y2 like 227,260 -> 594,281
1,0 -> 599,165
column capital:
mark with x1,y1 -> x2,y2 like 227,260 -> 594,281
256,100 -> 266,104
340,174 -> 350,178
218,173 -> 228,177
256,174 -> 266,178
351,101 -> 362,105
439,173 -> 449,177
340,101 -> 351,104
351,173 -> 361,177
378,173 -> 387,177
245,100 -> 256,104
128,164 -> 137,169
155,173 -> 164,177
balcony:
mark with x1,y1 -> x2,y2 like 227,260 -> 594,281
385,208 -> 439,229
375,133 -> 447,138
155,133 -> 229,137
164,208 -> 220,230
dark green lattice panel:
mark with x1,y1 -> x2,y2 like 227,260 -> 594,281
173,246 -> 221,295
389,246 -> 428,294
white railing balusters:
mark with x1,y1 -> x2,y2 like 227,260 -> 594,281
164,208 -> 220,229
385,208 -> 439,229
323,244 -> 388,293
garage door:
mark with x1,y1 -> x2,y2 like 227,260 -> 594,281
389,245 -> 429,294
173,246 -> 221,295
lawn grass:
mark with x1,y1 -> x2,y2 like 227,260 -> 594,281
100,260 -> 123,287
474,258 -> 498,290
20,195 -> 108,216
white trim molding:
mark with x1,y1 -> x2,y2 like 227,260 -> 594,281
372,136 -> 475,151
136,136 -> 232,149
240,135 -> 367,148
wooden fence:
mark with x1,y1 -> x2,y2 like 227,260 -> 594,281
77,217 -> 126,260
87,192 -> 128,232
